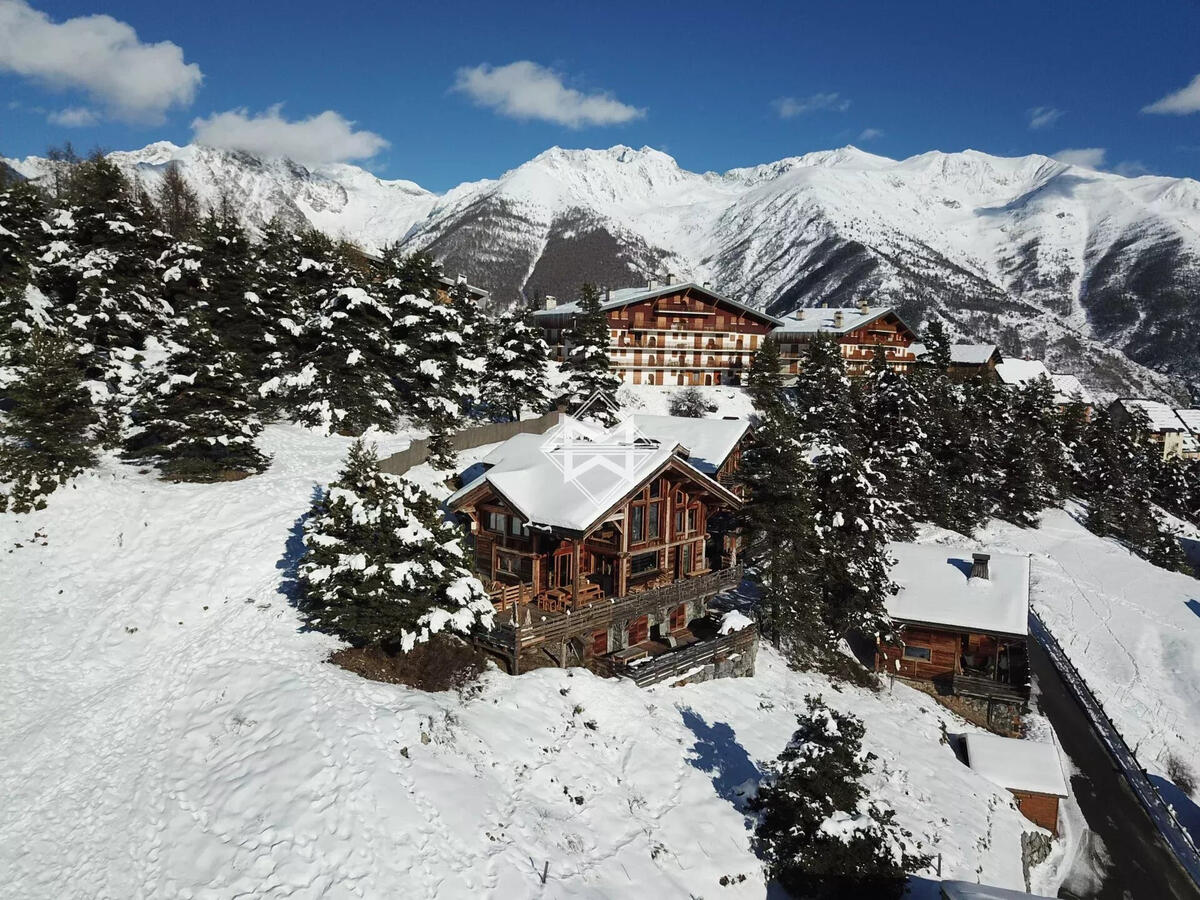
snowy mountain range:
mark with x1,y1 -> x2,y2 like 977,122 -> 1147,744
8,141 -> 1200,399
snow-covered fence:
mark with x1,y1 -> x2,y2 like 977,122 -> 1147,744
1030,610 -> 1200,889
379,410 -> 562,476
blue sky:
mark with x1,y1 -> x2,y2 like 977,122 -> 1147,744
3,0 -> 1200,190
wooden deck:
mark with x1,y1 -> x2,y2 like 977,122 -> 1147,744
605,625 -> 757,688
475,566 -> 744,673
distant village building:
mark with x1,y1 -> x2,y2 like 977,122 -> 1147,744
530,281 -> 919,384
911,342 -> 1002,380
447,414 -> 755,685
1108,398 -> 1198,460
995,358 -> 1094,412
876,543 -> 1031,730
530,281 -> 779,386
771,301 -> 919,376
961,733 -> 1068,835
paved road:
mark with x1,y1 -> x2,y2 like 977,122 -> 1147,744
1028,636 -> 1200,900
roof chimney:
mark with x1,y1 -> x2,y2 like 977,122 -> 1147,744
665,271 -> 674,284
647,276 -> 657,291
971,553 -> 991,580
858,297 -> 869,315
833,310 -> 844,328
703,281 -> 712,290
605,286 -> 611,302
543,294 -> 557,310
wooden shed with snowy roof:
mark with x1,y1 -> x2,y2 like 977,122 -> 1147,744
962,733 -> 1068,834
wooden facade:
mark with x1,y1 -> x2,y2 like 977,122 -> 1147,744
876,624 -> 1029,705
535,283 -> 779,386
776,307 -> 918,377
450,444 -> 750,677
1009,789 -> 1061,835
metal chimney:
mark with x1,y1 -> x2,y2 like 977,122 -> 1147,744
971,553 -> 991,580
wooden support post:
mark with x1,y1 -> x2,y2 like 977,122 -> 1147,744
572,539 -> 582,609
559,638 -> 567,668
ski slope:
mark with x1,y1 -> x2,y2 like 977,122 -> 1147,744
0,421 -> 1060,899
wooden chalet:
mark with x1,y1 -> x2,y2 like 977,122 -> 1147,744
876,544 -> 1031,717
531,281 -> 781,386
948,344 -> 1001,380
962,733 -> 1068,835
772,301 -> 918,376
996,358 -> 1094,415
447,414 -> 756,684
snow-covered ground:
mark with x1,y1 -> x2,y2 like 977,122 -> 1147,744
917,507 -> 1200,794
0,422 -> 1061,899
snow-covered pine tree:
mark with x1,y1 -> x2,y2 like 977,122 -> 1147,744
35,153 -> 170,388
561,282 -> 620,423
1076,409 -> 1187,572
193,212 -> 259,378
751,696 -> 931,899
736,399 -> 826,658
0,180 -> 51,368
249,219 -> 311,410
921,318 -> 951,370
299,440 -> 494,650
991,376 -> 1062,526
124,325 -> 269,481
0,328 -> 99,512
745,335 -> 786,421
446,276 -> 489,418
382,250 -> 475,432
791,333 -> 856,442
482,308 -> 552,422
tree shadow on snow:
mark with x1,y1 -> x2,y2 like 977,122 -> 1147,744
679,707 -> 761,813
1181,536 -> 1200,575
276,484 -> 321,617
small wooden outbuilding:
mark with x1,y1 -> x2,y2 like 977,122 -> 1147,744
962,732 -> 1068,835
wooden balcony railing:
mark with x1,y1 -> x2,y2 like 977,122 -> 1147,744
609,624 -> 757,688
951,673 -> 1030,703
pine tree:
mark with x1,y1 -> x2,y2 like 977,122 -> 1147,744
922,318 -> 951,370
745,335 -> 785,420
0,328 -> 99,512
193,212 -> 259,378
124,326 -> 269,481
751,696 -> 931,899
35,152 -> 169,387
1075,409 -> 1188,572
154,162 -> 201,240
0,181 -> 50,367
299,440 -> 494,650
737,402 -> 826,659
250,219 -> 311,410
482,309 -> 552,422
792,334 -> 856,443
562,282 -> 620,423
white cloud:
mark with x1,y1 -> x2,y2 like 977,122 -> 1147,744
1143,73 -> 1200,115
453,61 -> 644,128
1027,106 -> 1063,130
47,106 -> 98,127
772,93 -> 850,119
0,0 -> 201,123
1052,147 -> 1107,169
190,105 -> 389,166
857,127 -> 884,141
1114,160 -> 1150,177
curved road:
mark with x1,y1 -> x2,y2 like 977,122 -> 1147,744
1028,636 -> 1200,899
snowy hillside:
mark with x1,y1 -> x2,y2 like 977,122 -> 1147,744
0,421 -> 1068,899
8,141 -> 1199,398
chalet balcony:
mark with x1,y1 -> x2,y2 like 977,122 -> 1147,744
474,566 -> 744,667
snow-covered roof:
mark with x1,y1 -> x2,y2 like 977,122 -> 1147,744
994,358 -> 1050,386
963,733 -> 1068,797
886,543 -> 1030,637
950,344 -> 999,365
996,358 -> 1093,406
627,414 -> 749,475
448,417 -> 740,535
530,282 -> 781,326
941,880 -> 1056,899
771,306 -> 903,337
1047,373 -> 1093,407
1115,398 -> 1188,433
1176,408 -> 1200,435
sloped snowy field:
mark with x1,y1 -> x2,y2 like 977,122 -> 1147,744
0,420 -> 1062,899
971,508 -> 1200,783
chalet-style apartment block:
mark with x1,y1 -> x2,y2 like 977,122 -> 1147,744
772,303 -> 919,377
531,282 -> 780,386
876,543 -> 1032,731
531,280 -> 935,382
447,414 -> 756,685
